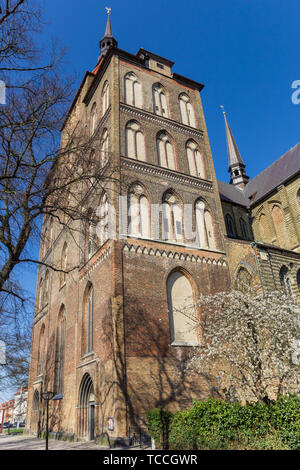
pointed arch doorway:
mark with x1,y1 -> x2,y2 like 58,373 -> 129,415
78,373 -> 95,440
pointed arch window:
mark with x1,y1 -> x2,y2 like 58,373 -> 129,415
162,192 -> 183,242
128,184 -> 150,238
54,306 -> 66,395
100,129 -> 109,166
240,218 -> 249,240
153,84 -> 168,117
186,140 -> 206,178
102,81 -> 110,116
37,324 -> 45,376
167,271 -> 198,345
39,277 -> 44,311
235,267 -> 253,293
90,102 -> 97,135
179,93 -> 196,127
126,121 -> 146,161
60,243 -> 67,287
157,132 -> 175,169
279,266 -> 293,297
82,284 -> 94,355
42,270 -> 50,306
225,214 -> 236,238
98,192 -> 109,246
196,200 -> 216,249
124,72 -> 143,108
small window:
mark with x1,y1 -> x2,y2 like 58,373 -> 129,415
157,63 -> 164,69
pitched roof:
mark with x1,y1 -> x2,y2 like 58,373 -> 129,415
244,142 -> 300,204
218,180 -> 249,207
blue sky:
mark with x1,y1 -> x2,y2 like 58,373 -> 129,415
2,0 -> 299,400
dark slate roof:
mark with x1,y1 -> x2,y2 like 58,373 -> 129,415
217,180 -> 249,208
244,142 -> 300,204
218,142 -> 300,207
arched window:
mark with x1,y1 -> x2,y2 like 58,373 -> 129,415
42,270 -> 49,306
157,132 -> 175,169
37,324 -> 45,376
235,267 -> 253,293
38,277 -> 43,310
240,218 -> 249,240
297,269 -> 300,292
195,200 -> 216,249
125,121 -> 146,161
90,102 -> 97,135
124,72 -> 143,108
258,213 -> 271,242
167,271 -> 198,345
54,306 -> 66,395
128,184 -> 150,238
97,192 -> 109,246
179,93 -> 196,127
49,218 -> 54,247
279,266 -> 293,297
86,209 -> 96,258
153,83 -> 168,117
100,129 -> 109,166
271,205 -> 289,248
102,81 -> 109,116
186,140 -> 206,178
82,284 -> 94,355
225,214 -> 236,238
60,243 -> 67,287
43,227 -> 49,257
162,191 -> 182,242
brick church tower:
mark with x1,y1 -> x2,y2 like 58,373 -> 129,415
26,11 -> 231,444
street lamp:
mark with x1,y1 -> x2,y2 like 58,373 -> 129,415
41,391 -> 54,451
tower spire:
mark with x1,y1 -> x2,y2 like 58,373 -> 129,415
221,106 -> 249,189
99,7 -> 118,59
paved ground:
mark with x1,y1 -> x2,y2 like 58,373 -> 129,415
0,434 -> 149,450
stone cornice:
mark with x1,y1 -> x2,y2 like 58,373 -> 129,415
121,156 -> 214,192
120,103 -> 204,139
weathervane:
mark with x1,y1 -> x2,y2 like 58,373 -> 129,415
105,6 -> 111,15
220,105 -> 226,115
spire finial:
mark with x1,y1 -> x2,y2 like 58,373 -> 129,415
221,107 -> 249,188
99,7 -> 118,59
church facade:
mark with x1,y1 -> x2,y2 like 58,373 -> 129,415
26,14 -> 300,444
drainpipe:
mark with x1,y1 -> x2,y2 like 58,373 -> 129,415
250,242 -> 265,296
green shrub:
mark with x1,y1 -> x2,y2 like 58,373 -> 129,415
147,395 -> 299,450
146,407 -> 173,449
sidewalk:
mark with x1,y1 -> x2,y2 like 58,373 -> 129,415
0,434 -> 149,450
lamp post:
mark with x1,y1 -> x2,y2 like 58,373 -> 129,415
41,391 -> 54,451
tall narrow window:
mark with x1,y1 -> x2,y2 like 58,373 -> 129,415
124,72 -> 143,108
240,218 -> 249,240
157,132 -> 175,169
128,184 -> 150,238
90,102 -> 97,135
37,324 -> 45,376
179,93 -> 196,127
186,140 -> 206,178
153,84 -> 168,117
126,121 -> 146,161
167,271 -> 198,345
100,129 -> 109,166
271,205 -> 289,248
43,270 -> 49,305
279,266 -> 293,297
162,192 -> 182,242
102,81 -> 109,116
87,285 -> 94,353
60,243 -> 67,287
98,192 -> 109,246
54,306 -> 66,395
225,214 -> 236,238
196,200 -> 216,249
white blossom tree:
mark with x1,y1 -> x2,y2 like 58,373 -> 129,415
183,288 -> 300,403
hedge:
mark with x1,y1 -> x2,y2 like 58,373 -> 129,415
146,396 -> 300,450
